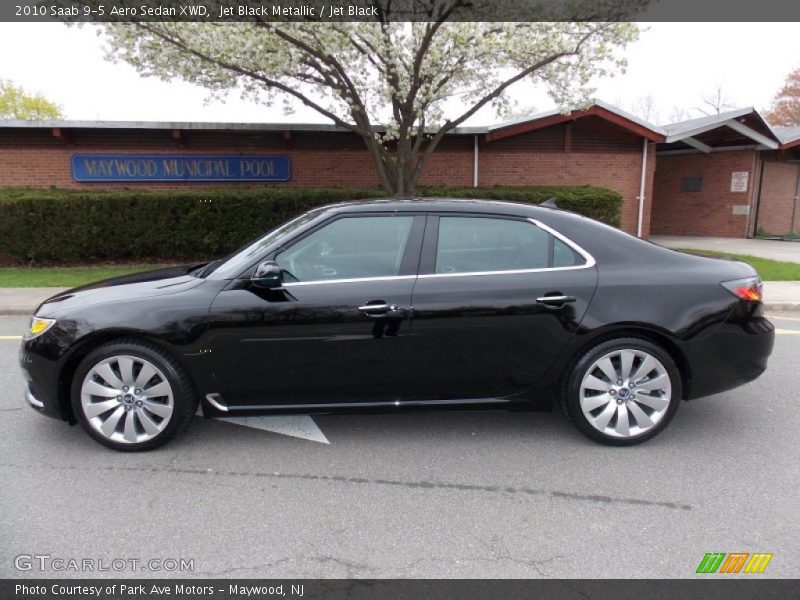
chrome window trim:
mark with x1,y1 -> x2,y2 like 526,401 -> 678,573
529,218 -> 596,269
282,275 -> 418,287
418,217 -> 595,280
278,216 -> 596,286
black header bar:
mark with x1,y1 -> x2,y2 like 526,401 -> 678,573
4,579 -> 800,600
2,0 -> 800,23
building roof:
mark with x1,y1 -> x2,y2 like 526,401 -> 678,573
658,107 -> 780,151
1,101 -> 796,149
661,108 -> 755,137
484,99 -> 665,142
773,125 -> 800,147
0,119 -> 355,133
0,99 -> 663,141
487,99 -> 665,135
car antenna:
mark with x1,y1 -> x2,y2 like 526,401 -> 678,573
540,196 -> 558,208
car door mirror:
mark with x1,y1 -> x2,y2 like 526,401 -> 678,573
251,260 -> 283,289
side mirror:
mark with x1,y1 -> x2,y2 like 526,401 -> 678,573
251,260 -> 283,289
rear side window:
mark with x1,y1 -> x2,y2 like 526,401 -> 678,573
435,216 -> 585,274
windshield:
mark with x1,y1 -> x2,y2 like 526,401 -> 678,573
204,209 -> 323,279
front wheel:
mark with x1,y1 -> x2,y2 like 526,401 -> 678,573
71,339 -> 197,451
560,338 -> 681,446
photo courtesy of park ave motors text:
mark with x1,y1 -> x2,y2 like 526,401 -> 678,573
2,0 -> 800,594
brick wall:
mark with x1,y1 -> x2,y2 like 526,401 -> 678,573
757,161 -> 799,235
0,126 -> 653,235
479,142 -> 654,236
650,150 -> 758,238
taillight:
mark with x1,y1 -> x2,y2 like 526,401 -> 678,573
722,277 -> 763,303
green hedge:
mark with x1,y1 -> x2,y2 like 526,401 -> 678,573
0,185 -> 621,265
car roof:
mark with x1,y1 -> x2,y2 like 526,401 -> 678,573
322,197 -> 547,217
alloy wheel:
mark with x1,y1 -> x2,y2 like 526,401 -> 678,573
579,348 -> 672,438
80,355 -> 174,444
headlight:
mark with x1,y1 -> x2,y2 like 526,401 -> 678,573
26,317 -> 56,339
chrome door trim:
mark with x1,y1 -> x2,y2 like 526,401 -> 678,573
282,275 -> 418,287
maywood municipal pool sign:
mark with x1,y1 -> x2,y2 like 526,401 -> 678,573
71,154 -> 291,183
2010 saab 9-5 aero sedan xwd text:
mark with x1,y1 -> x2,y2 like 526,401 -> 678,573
19,199 -> 774,451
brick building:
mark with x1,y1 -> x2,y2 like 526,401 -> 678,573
1,101 -> 798,238
650,109 -> 800,238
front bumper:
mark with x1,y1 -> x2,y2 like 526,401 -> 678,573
19,344 -> 65,420
25,385 -> 45,411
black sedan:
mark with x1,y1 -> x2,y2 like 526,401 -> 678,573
19,199 -> 774,450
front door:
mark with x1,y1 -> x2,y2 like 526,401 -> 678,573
408,214 -> 598,400
208,213 -> 424,407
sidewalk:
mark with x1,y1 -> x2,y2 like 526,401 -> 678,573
651,236 -> 800,263
1,283 -> 798,315
0,288 -> 68,315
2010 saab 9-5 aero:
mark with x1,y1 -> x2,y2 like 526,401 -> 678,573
19,199 -> 774,450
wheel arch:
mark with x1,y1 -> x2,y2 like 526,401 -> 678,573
560,325 -> 693,401
57,331 -> 195,424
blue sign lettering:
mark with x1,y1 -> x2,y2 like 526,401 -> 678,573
71,154 -> 291,182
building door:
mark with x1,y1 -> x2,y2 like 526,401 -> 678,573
756,162 -> 800,236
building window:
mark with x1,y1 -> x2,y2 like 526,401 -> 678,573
681,176 -> 703,193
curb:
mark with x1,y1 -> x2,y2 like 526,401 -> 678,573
763,302 -> 800,312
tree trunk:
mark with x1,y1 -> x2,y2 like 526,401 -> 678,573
361,130 -> 444,199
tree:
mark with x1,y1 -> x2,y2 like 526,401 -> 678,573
626,94 -> 659,123
765,67 -> 800,127
696,85 -> 735,116
96,1 -> 642,196
0,80 -> 62,119
667,106 -> 691,123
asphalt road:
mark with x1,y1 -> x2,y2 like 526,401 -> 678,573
1,314 -> 799,579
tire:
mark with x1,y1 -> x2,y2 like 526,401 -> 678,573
559,337 -> 681,446
71,338 -> 197,451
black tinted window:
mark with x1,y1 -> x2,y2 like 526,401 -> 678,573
277,216 -> 414,282
435,216 -> 584,273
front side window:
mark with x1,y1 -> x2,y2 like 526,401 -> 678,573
276,215 -> 414,283
435,216 -> 584,274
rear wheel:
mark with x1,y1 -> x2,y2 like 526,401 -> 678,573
560,337 -> 681,446
71,339 -> 197,451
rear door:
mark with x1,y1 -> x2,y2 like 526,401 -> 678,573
408,213 -> 598,400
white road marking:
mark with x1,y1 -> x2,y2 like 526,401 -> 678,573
775,328 -> 800,335
219,415 -> 330,444
195,406 -> 329,444
767,314 -> 800,323
0,335 -> 22,340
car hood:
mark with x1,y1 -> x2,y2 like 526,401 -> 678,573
36,265 -> 206,316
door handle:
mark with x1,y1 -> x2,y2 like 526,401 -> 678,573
536,295 -> 576,307
358,303 -> 395,315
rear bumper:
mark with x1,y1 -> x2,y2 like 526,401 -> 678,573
681,315 -> 774,400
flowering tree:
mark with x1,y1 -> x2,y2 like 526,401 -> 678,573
0,80 -> 62,119
766,67 -> 800,127
98,1 -> 642,196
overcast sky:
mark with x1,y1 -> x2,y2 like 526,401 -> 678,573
0,22 -> 796,126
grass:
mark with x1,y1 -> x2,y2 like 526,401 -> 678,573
679,249 -> 800,281
0,264 -> 175,287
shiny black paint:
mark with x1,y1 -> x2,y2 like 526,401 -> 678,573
208,277 -> 418,405
407,268 -> 596,400
19,199 -> 775,425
